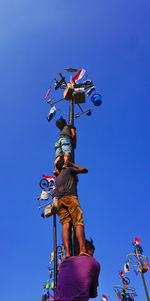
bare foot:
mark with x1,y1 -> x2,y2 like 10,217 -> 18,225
64,255 -> 71,259
79,252 -> 90,257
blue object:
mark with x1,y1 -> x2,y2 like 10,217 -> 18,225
86,110 -> 92,116
125,291 -> 130,299
91,94 -> 102,106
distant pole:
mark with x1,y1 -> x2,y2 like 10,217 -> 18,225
135,246 -> 150,301
53,212 -> 57,298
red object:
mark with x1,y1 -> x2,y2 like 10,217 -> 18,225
102,294 -> 108,300
50,294 -> 54,300
70,69 -> 85,83
44,88 -> 51,100
134,237 -> 140,244
120,270 -> 124,276
42,174 -> 55,182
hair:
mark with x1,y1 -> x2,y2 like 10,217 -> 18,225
85,239 -> 95,253
56,157 -> 64,172
56,118 -> 67,130
74,238 -> 95,256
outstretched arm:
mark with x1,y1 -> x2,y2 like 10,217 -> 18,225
68,161 -> 88,174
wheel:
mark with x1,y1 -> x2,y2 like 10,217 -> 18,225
40,178 -> 49,189
123,276 -> 130,285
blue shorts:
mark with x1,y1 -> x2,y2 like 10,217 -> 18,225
55,137 -> 73,158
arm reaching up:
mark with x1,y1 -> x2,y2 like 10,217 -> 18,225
67,161 -> 88,174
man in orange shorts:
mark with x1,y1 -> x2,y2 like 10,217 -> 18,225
55,154 -> 88,258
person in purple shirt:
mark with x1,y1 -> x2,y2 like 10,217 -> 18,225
55,239 -> 100,301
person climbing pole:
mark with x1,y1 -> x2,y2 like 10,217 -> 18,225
55,239 -> 100,301
55,154 -> 88,258
54,118 -> 77,175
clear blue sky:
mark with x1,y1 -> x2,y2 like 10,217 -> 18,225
1,0 -> 150,300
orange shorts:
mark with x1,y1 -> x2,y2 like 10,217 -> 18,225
58,195 -> 84,227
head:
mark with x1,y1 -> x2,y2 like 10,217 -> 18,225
56,157 -> 64,173
74,238 -> 95,256
85,239 -> 95,257
64,152 -> 72,164
56,118 -> 67,130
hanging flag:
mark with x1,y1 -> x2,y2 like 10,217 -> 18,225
102,294 -> 108,301
120,270 -> 124,276
50,294 -> 54,300
134,237 -> 140,245
42,175 -> 55,183
70,69 -> 86,83
44,88 -> 51,100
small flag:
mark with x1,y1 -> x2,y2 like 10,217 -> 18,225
70,69 -> 86,83
42,175 -> 55,183
120,270 -> 124,276
44,88 -> 51,100
102,294 -> 108,301
134,237 -> 140,245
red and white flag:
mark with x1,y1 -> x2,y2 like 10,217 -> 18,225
42,174 -> 55,183
120,270 -> 124,276
134,237 -> 140,245
50,294 -> 54,300
70,68 -> 86,83
102,294 -> 108,301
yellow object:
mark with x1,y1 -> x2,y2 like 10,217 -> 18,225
51,281 -> 54,290
45,204 -> 53,217
139,261 -> 148,273
50,251 -> 54,264
124,262 -> 129,273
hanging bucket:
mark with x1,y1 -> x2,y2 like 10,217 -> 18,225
91,94 -> 102,106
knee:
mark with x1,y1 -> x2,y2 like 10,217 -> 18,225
63,222 -> 70,231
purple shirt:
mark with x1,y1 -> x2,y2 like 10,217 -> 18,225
55,256 -> 100,301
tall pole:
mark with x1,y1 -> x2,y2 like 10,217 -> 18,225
69,97 -> 74,161
69,97 -> 75,255
53,212 -> 57,298
135,246 -> 150,301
